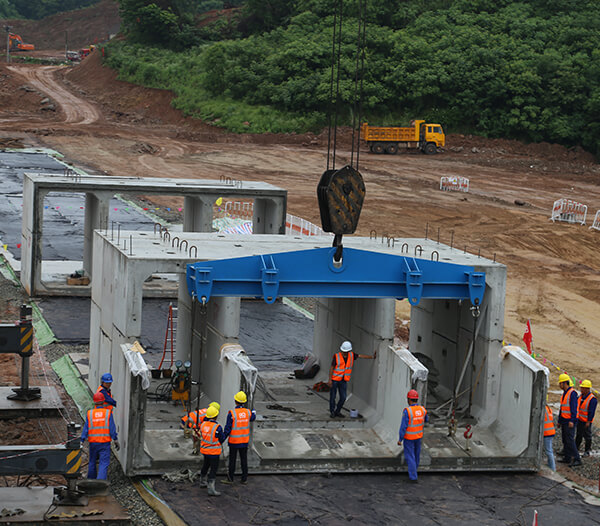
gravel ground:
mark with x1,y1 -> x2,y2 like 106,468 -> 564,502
552,425 -> 600,484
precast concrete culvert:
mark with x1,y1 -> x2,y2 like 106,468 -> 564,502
88,230 -> 549,476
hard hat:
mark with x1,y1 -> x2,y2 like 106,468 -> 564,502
234,391 -> 247,404
93,392 -> 105,404
101,373 -> 113,383
407,389 -> 419,400
558,373 -> 570,384
580,379 -> 592,388
206,406 -> 219,419
340,341 -> 353,352
209,401 -> 220,410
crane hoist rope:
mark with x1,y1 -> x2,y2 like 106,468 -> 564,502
318,0 -> 368,263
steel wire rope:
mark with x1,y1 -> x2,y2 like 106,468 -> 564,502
326,0 -> 341,171
350,0 -> 367,169
354,0 -> 367,170
331,0 -> 344,171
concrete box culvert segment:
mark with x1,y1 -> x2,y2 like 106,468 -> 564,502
89,230 -> 548,475
19,171 -> 287,297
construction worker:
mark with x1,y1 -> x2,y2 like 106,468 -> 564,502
81,392 -> 119,480
576,380 -> 597,457
328,341 -> 377,418
557,373 -> 581,467
181,402 -> 221,455
222,391 -> 256,485
543,402 -> 556,471
397,389 -> 428,482
198,405 -> 226,496
96,373 -> 116,410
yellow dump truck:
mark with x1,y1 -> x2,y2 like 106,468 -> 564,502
361,120 -> 445,154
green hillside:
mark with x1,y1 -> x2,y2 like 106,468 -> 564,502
0,0 -> 100,19
107,0 -> 600,154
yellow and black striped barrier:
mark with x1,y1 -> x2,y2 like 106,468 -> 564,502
19,322 -> 33,357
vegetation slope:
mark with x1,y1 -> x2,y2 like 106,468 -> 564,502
109,1 -> 598,154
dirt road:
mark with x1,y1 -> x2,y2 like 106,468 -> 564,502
1,60 -> 599,396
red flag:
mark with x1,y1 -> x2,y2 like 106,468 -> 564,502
523,320 -> 533,354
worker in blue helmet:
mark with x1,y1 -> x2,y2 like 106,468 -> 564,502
96,373 -> 117,411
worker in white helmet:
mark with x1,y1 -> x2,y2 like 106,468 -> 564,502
328,340 -> 376,418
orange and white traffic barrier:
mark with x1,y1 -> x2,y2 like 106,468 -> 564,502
285,214 -> 325,237
440,176 -> 469,193
590,210 -> 600,232
550,198 -> 587,225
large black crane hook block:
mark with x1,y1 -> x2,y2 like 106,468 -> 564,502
317,164 -> 366,235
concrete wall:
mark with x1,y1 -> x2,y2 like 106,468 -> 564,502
376,345 -> 428,444
491,346 -> 548,457
313,297 -> 394,413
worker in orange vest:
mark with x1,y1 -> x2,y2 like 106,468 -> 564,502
575,380 -> 597,457
96,373 -> 116,411
557,373 -> 581,467
397,389 -> 428,482
222,391 -> 256,484
543,403 -> 556,471
327,341 -> 376,418
181,402 -> 221,455
198,405 -> 226,496
80,392 -> 119,479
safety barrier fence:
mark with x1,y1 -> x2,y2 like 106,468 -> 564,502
440,176 -> 469,193
285,214 -> 325,236
550,198 -> 587,225
590,210 -> 600,232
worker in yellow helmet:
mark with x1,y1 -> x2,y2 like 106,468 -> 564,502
198,405 -> 225,496
181,402 -> 221,455
575,380 -> 596,457
557,373 -> 581,467
222,391 -> 256,485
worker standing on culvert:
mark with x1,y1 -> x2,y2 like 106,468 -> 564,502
576,379 -> 597,457
96,373 -> 117,411
397,389 -> 428,482
198,405 -> 226,496
81,392 -> 120,479
181,402 -> 221,455
222,391 -> 256,485
543,402 -> 556,471
328,341 -> 377,418
558,374 -> 581,467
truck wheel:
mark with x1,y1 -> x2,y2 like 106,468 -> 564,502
372,142 -> 385,154
424,143 -> 437,155
385,143 -> 398,155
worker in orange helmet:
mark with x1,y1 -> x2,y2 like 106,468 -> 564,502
397,389 -> 428,482
81,392 -> 119,479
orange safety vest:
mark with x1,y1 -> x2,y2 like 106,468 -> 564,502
200,420 -> 222,456
404,405 -> 427,440
228,408 -> 251,445
543,405 -> 556,437
87,407 -> 111,443
96,386 -> 114,411
560,387 -> 574,420
182,408 -> 207,429
332,352 -> 354,382
577,393 -> 595,423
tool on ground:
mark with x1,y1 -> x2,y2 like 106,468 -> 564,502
464,424 -> 473,451
0,304 -> 41,401
171,360 -> 191,403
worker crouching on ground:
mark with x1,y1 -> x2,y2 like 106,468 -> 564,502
576,379 -> 597,457
397,389 -> 428,482
198,405 -> 226,496
81,392 -> 120,480
222,391 -> 256,485
181,402 -> 221,455
543,401 -> 556,471
328,341 -> 376,418
96,373 -> 117,411
558,374 -> 581,467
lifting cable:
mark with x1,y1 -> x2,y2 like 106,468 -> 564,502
350,0 -> 367,170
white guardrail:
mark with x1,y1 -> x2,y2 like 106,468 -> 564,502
440,176 -> 469,193
550,198 -> 587,225
590,210 -> 600,232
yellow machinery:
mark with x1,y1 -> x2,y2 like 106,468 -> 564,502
171,360 -> 191,402
361,120 -> 445,155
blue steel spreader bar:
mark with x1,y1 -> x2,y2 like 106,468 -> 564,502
186,247 -> 485,307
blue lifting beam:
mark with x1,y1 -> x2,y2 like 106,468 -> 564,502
186,247 -> 485,307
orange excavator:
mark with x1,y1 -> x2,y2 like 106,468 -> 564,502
9,33 -> 34,51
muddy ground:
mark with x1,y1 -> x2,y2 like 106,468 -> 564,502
0,42 -> 599,514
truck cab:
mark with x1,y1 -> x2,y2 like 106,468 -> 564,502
416,120 -> 445,151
